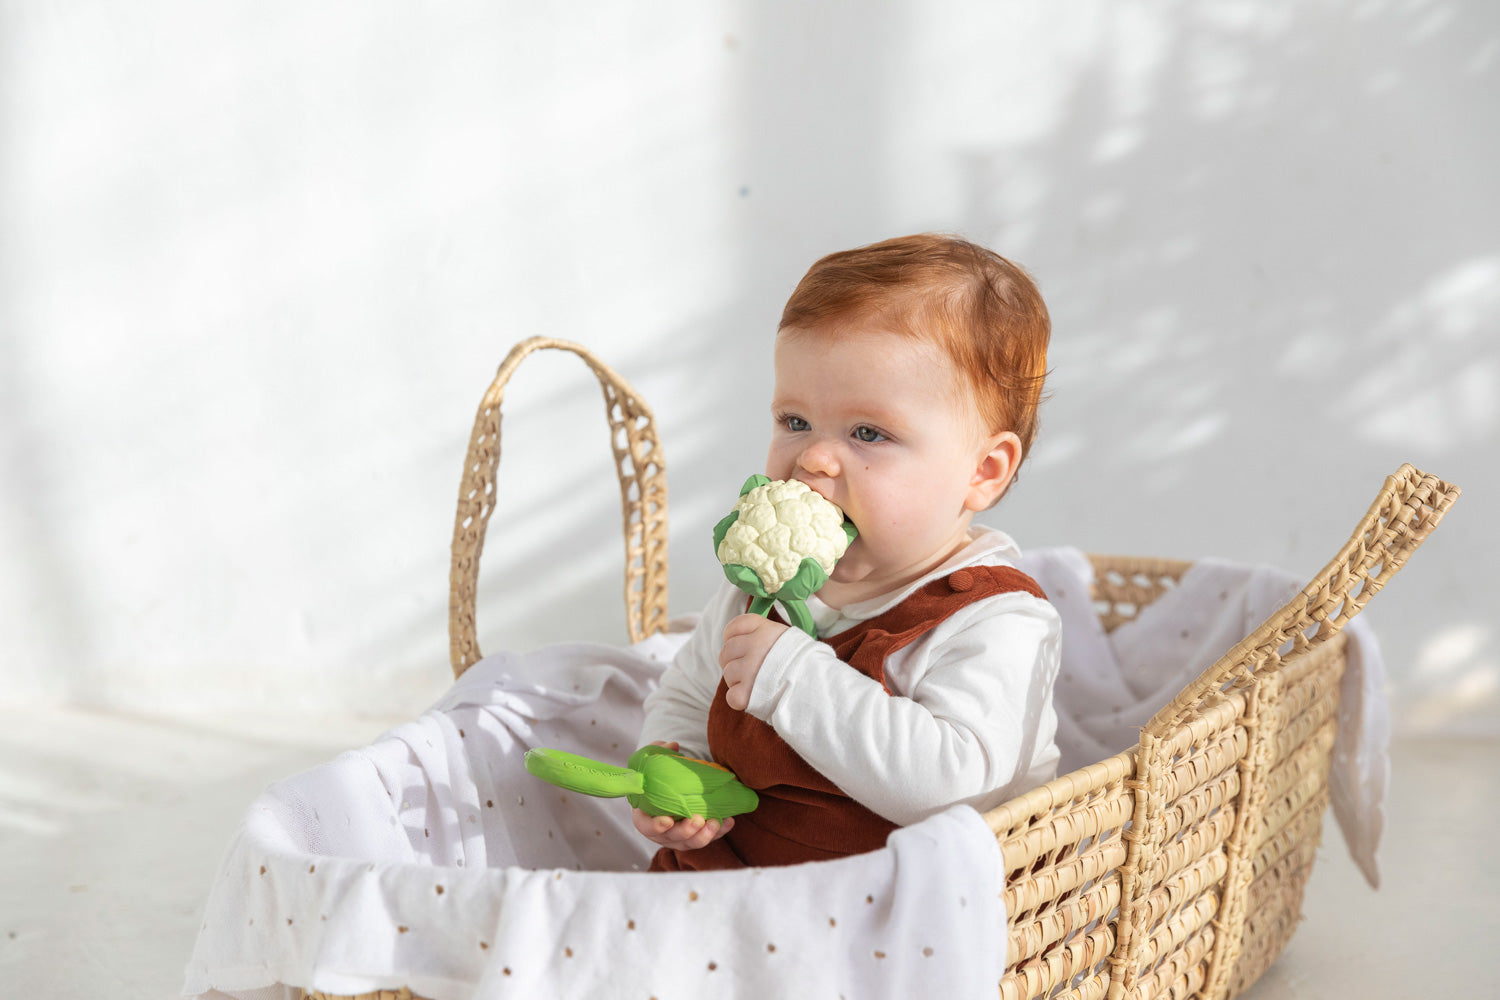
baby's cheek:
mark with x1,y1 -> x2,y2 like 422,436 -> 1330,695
762,449 -> 794,482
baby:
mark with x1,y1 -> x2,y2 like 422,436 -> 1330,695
639,233 -> 1061,871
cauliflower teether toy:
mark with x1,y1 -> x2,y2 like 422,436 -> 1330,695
714,474 -> 857,636
524,744 -> 759,820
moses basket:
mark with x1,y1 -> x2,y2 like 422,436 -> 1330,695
314,338 -> 1458,1000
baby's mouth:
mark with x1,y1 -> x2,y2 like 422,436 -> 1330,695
827,499 -> 852,530
841,515 -> 859,545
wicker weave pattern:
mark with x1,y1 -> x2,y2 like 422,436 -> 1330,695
297,340 -> 1458,1000
989,464 -> 1458,1000
1090,557 -> 1192,632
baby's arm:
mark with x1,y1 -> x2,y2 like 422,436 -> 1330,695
744,594 -> 1061,826
636,582 -> 744,849
639,583 -> 744,760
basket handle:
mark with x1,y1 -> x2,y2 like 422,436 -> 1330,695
447,337 -> 670,678
1141,463 -> 1459,738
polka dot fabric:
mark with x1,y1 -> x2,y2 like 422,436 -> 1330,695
183,632 -> 1007,999
1020,547 -> 1389,887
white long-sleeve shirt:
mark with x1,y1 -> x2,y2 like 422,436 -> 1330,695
641,527 -> 1062,827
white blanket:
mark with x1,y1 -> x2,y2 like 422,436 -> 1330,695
184,547 -> 1389,998
183,632 -> 1007,1000
1020,548 -> 1388,888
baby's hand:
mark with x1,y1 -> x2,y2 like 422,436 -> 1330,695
632,808 -> 735,851
720,614 -> 789,711
629,740 -> 735,851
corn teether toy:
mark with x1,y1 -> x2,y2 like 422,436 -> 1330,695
523,744 -> 759,820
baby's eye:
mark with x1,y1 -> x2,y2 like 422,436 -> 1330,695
852,425 -> 886,443
784,415 -> 810,432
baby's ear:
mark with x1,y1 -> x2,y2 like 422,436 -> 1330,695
965,432 -> 1022,511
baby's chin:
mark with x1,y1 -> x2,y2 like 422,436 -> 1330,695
828,565 -> 860,585
828,538 -> 868,582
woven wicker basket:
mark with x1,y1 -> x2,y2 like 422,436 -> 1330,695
307,337 -> 1459,1000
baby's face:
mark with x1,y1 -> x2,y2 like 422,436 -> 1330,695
767,326 -> 1017,608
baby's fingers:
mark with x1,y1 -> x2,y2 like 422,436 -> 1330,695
722,613 -> 763,640
722,678 -> 751,712
633,809 -> 733,851
666,814 -> 710,846
631,808 -> 675,839
672,815 -> 728,850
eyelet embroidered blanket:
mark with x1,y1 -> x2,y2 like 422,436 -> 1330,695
184,547 -> 1388,998
182,631 -> 1007,999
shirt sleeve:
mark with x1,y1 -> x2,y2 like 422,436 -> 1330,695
638,581 -> 743,762
744,592 -> 1062,826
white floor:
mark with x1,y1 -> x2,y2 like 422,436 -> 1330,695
1,706 -> 1492,999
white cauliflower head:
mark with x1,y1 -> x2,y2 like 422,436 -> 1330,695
716,477 -> 853,596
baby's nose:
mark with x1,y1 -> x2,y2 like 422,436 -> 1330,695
795,440 -> 841,483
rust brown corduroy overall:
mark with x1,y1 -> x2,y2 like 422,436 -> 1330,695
650,564 -> 1044,872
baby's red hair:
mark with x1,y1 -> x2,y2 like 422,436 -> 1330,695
778,233 -> 1051,471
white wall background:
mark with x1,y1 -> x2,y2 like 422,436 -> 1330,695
2,1 -> 1494,735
